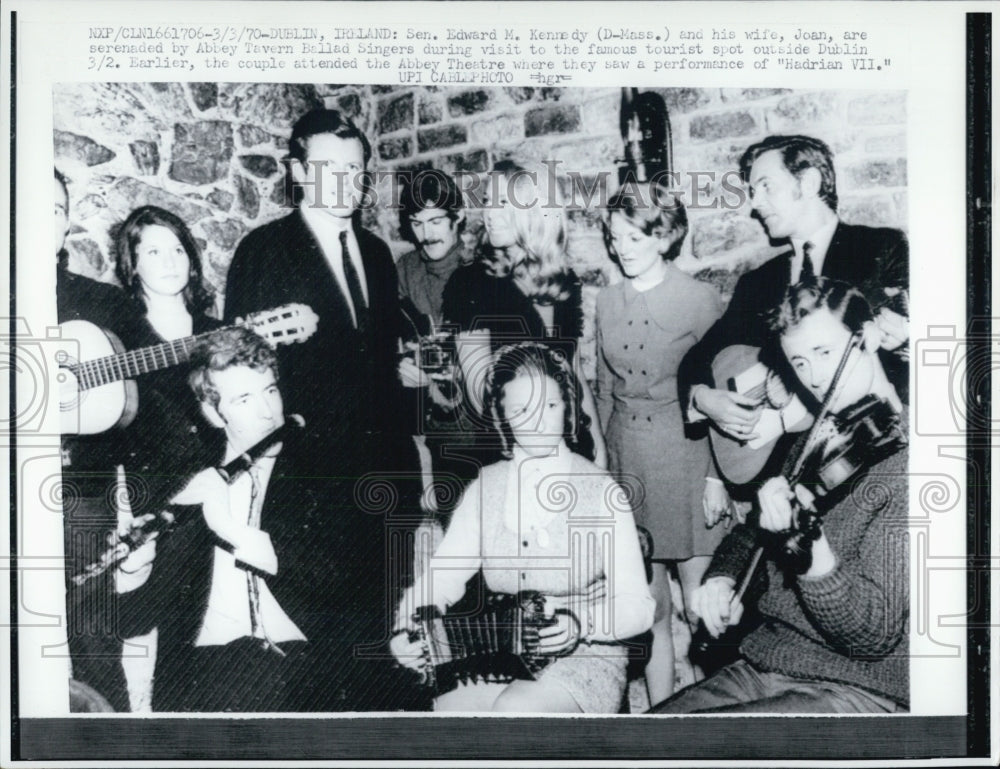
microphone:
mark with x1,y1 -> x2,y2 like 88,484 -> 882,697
216,414 -> 305,483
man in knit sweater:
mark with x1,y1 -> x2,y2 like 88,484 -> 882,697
652,277 -> 909,713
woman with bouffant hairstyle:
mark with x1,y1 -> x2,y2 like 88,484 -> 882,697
595,180 -> 726,703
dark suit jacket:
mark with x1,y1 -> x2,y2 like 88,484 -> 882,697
121,448 -> 419,711
223,211 -> 411,470
678,222 -> 909,412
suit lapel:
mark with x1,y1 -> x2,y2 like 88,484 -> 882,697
289,211 -> 358,331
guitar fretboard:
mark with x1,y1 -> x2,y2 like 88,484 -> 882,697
70,332 -> 211,391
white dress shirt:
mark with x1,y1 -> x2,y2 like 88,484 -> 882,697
789,216 -> 839,284
300,205 -> 369,326
195,455 -> 306,647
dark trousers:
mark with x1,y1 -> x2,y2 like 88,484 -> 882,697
154,638 -> 310,712
650,659 -> 905,714
65,493 -> 130,712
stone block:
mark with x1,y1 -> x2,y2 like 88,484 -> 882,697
844,158 -> 907,189
469,113 -> 522,146
447,90 -> 492,117
379,92 -> 414,134
864,133 -> 906,154
189,82 -> 218,112
76,194 -> 107,220
109,177 -> 211,222
54,130 -> 116,167
440,148 -> 489,174
893,192 -> 908,227
504,87 -> 536,105
418,93 -> 444,125
201,218 -> 246,250
168,121 -> 234,185
838,194 -> 895,228
689,111 -> 758,143
217,83 -> 323,129
690,209 -> 764,258
720,88 -> 791,103
417,124 -> 467,152
766,92 -> 839,131
658,87 -> 713,114
337,92 -> 362,119
271,179 -> 290,207
378,136 -> 414,161
847,92 -> 906,126
524,105 -> 581,137
67,238 -> 106,276
207,188 -> 235,212
129,141 -> 160,175
239,154 -> 279,178
691,265 -> 742,300
581,93 -> 621,136
564,173 -> 612,211
238,124 -> 272,147
234,175 -> 260,219
549,134 -> 620,172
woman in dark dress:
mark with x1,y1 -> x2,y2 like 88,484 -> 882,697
111,206 -> 223,709
114,205 -> 223,474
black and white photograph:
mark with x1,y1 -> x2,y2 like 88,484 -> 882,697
3,1 -> 992,765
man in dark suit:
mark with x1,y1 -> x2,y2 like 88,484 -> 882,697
224,109 -> 408,467
678,135 -> 909,445
222,109 -> 421,689
118,327 -> 421,711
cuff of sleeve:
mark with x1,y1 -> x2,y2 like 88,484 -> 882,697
705,476 -> 725,486
233,529 -> 277,575
797,559 -> 845,593
687,386 -> 708,423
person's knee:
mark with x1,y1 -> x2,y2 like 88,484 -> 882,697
492,681 -> 581,713
492,682 -> 535,712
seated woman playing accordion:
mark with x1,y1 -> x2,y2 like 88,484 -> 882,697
391,342 -> 655,713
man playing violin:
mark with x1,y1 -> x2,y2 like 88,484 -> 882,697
652,278 -> 909,713
679,134 -> 909,446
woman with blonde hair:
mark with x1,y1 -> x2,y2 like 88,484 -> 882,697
442,159 -> 607,467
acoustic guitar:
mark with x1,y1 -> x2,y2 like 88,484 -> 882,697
708,344 -> 812,485
56,304 -> 318,435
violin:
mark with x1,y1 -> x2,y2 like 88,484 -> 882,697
782,393 -> 906,565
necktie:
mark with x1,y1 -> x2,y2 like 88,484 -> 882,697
339,230 -> 369,333
800,241 -> 816,284
246,466 -> 285,657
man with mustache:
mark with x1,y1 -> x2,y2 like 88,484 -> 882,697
395,169 -> 472,518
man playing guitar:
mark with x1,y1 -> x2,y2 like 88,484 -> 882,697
679,135 -> 909,463
653,278 -> 909,713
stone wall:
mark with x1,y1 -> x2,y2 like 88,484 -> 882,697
52,83 -> 907,375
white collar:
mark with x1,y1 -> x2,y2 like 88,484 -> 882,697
791,215 -> 839,268
299,203 -> 354,240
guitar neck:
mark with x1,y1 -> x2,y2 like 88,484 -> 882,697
72,330 -> 218,391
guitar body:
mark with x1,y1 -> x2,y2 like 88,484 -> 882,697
709,344 -> 811,486
58,320 -> 138,435
56,303 -> 318,437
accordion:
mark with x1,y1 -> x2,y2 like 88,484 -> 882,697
410,591 -> 581,695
